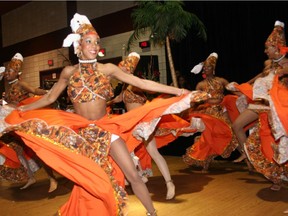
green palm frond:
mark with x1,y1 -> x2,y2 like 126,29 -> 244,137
127,0 -> 207,51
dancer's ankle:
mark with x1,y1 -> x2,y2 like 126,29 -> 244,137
166,180 -> 175,200
20,177 -> 36,190
233,153 -> 247,163
270,183 -> 281,191
146,209 -> 157,216
48,177 -> 58,193
166,179 -> 173,184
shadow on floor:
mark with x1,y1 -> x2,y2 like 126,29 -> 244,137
0,177 -> 73,202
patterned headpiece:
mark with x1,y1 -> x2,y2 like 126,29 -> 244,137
204,52 -> 218,69
63,13 -> 98,56
265,21 -> 286,49
7,53 -> 23,75
191,52 -> 218,74
118,52 -> 140,74
0,66 -> 5,81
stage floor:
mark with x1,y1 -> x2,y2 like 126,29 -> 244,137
1,156 -> 288,216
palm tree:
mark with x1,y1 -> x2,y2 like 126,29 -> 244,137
127,0 -> 207,87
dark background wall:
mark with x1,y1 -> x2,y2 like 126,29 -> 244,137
168,1 -> 288,90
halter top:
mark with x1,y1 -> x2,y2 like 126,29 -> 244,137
67,63 -> 114,103
6,82 -> 30,104
123,86 -> 147,105
202,77 -> 225,101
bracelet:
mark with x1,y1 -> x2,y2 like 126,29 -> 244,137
177,88 -> 184,96
166,179 -> 173,184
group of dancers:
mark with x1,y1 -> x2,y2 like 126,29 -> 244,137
0,12 -> 288,215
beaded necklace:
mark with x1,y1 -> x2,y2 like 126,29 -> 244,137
8,79 -> 18,85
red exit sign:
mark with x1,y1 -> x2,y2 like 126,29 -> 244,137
139,40 -> 150,49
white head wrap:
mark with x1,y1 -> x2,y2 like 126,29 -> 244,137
0,67 -> 5,74
12,53 -> 23,62
63,13 -> 92,54
191,62 -> 204,74
128,52 -> 140,59
209,52 -> 218,59
0,67 -> 5,81
191,52 -> 218,74
275,20 -> 284,28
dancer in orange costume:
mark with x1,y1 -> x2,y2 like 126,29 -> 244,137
0,139 -> 29,183
183,52 -> 238,172
1,53 -> 58,192
0,13 -> 199,215
231,21 -> 288,192
108,53 -> 199,200
226,80 -> 288,190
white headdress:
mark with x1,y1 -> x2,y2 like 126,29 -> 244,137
191,62 -> 204,74
191,52 -> 218,74
8,53 -> 24,75
63,13 -> 97,55
0,67 -> 5,81
12,53 -> 23,62
0,67 -> 5,73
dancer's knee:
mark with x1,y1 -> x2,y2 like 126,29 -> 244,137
126,170 -> 142,185
232,122 -> 241,134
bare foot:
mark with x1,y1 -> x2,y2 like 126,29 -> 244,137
270,184 -> 281,191
233,153 -> 247,163
201,163 -> 209,173
48,178 -> 58,193
20,177 -> 36,190
166,180 -> 175,200
201,169 -> 209,174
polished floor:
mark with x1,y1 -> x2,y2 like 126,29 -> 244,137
1,156 -> 288,216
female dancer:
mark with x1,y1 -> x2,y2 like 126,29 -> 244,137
232,21 -> 288,191
183,52 -> 238,172
108,52 -> 180,200
2,53 -> 58,192
5,13 -> 193,215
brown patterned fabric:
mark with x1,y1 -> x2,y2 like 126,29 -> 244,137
118,54 -> 140,74
201,78 -> 225,101
76,23 -> 98,37
6,82 -> 30,104
123,88 -> 147,105
9,117 -> 127,213
67,63 -> 114,103
203,54 -> 217,70
0,141 -> 29,183
265,22 -> 286,48
245,112 -> 286,184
